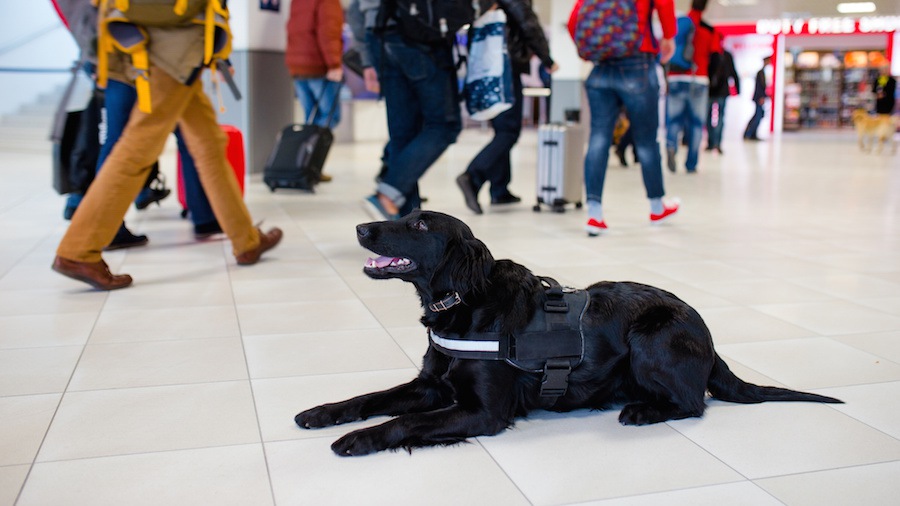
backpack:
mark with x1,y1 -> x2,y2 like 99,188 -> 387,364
96,0 -> 231,113
110,0 -> 208,26
377,0 -> 476,46
669,15 -> 695,72
569,0 -> 644,62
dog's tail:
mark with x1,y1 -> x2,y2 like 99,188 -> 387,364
707,354 -> 842,404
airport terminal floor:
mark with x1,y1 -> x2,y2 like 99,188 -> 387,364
2,124 -> 900,505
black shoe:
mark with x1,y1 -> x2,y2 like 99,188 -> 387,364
194,220 -> 223,240
490,193 -> 522,205
666,148 -> 677,173
455,173 -> 483,214
135,187 -> 171,210
616,148 -> 628,167
104,227 -> 149,251
135,173 -> 171,210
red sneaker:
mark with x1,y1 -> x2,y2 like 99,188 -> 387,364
585,218 -> 608,236
650,202 -> 679,224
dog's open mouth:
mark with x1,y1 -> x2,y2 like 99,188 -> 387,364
364,256 -> 417,274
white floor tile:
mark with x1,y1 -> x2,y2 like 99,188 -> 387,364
265,438 -> 529,505
0,394 -> 61,465
670,402 -> 900,479
755,461 -> 900,506
718,337 -> 900,389
89,305 -> 241,343
37,381 -> 259,461
584,481 -> 783,506
19,444 -> 273,506
478,411 -> 742,504
0,465 -> 30,506
69,337 -> 248,390
0,347 -> 82,396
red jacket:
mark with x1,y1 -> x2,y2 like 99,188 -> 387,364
669,9 -> 722,78
285,0 -> 344,78
568,0 -> 676,56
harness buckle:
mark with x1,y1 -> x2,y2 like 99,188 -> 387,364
540,358 -> 572,397
543,300 -> 568,313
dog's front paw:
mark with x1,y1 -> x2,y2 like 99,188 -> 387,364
295,404 -> 357,429
331,428 -> 387,457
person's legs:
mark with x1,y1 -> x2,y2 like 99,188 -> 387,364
378,34 -> 461,215
618,59 -> 666,204
685,83 -> 709,172
707,96 -> 726,150
486,74 -> 523,201
583,63 -> 621,217
177,78 -> 260,256
175,128 -> 218,233
57,67 -> 196,263
744,103 -> 763,139
665,81 -> 689,170
295,78 -> 343,128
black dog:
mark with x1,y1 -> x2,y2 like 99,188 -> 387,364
295,211 -> 841,456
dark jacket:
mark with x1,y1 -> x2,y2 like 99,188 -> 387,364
873,74 -> 896,115
708,50 -> 739,98
479,0 -> 553,74
752,67 -> 767,102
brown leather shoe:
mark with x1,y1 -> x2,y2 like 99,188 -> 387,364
235,227 -> 283,266
319,173 -> 333,183
52,256 -> 133,290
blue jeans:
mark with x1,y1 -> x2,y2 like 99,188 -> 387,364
744,102 -> 765,139
465,72 -> 523,200
294,78 -> 342,128
175,128 -> 215,226
584,56 -> 665,204
706,96 -> 727,149
369,31 -> 462,215
81,79 -> 214,226
666,80 -> 709,171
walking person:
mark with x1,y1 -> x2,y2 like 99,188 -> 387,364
351,0 -> 464,220
52,0 -> 282,290
705,40 -> 739,154
570,0 -> 680,236
743,56 -> 770,141
664,0 -> 721,173
872,64 -> 896,116
286,0 -> 345,183
455,0 -> 557,215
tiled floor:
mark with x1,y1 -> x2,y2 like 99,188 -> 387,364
1,122 -> 899,505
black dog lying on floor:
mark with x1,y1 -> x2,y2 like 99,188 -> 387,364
295,210 -> 841,456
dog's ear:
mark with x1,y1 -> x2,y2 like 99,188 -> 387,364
430,236 -> 493,297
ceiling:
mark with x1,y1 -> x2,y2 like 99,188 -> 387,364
675,0 -> 900,23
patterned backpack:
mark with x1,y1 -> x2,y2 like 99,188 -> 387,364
569,0 -> 645,62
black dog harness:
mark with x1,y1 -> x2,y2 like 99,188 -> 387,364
428,277 -> 589,403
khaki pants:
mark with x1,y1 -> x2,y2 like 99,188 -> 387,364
57,66 -> 259,263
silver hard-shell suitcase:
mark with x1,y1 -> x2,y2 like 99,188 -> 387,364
534,123 -> 584,213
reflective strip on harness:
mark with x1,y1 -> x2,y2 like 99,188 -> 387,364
429,329 -> 499,354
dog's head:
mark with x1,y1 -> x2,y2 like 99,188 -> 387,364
852,108 -> 868,124
356,210 -> 494,300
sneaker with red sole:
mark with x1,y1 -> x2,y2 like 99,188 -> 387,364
650,202 -> 680,224
585,218 -> 608,237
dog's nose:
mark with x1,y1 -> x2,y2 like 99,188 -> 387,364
356,225 -> 370,239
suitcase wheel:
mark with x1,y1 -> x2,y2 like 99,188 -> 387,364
532,204 -> 541,212
575,202 -> 583,209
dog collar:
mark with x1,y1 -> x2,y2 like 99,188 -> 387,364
428,292 -> 462,312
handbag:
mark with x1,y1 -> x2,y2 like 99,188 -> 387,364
464,9 -> 513,121
50,62 -> 100,195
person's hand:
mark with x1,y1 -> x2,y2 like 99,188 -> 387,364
548,62 -> 559,74
659,38 -> 675,64
363,67 -> 380,93
326,67 -> 343,82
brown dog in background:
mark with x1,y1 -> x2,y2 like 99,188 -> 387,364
852,109 -> 898,154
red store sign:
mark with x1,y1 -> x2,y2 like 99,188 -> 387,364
756,16 -> 900,35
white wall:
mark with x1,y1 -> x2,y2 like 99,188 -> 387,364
0,2 -> 79,116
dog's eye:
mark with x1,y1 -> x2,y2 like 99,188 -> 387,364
412,220 -> 428,232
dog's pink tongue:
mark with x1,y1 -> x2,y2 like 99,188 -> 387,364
366,256 -> 396,268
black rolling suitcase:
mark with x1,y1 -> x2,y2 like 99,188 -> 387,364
263,83 -> 340,192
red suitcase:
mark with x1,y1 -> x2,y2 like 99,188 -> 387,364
177,124 -> 246,211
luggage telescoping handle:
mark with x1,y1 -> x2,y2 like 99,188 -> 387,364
307,78 -> 344,129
